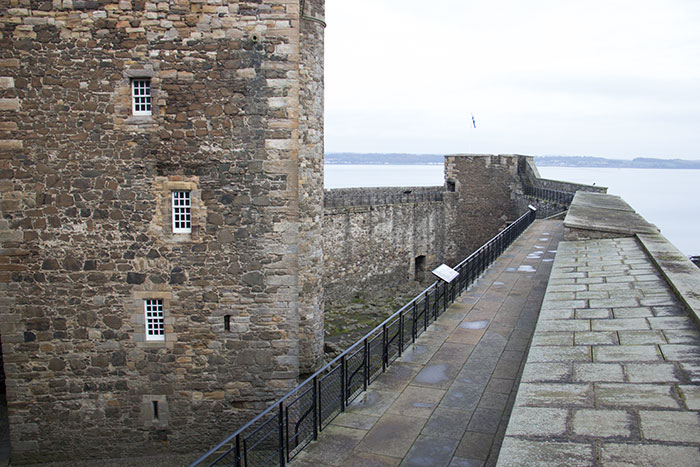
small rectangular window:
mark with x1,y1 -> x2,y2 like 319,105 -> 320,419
132,79 -> 152,116
145,299 -> 165,341
172,191 -> 192,233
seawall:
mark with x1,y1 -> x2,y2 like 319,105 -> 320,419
322,155 -> 605,305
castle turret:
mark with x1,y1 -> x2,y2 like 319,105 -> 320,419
0,0 -> 325,462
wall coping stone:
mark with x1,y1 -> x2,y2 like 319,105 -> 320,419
637,232 -> 700,329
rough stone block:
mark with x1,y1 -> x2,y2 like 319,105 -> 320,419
515,383 -> 592,407
536,320 -> 591,332
625,363 -> 681,383
0,77 -> 15,88
497,438 -> 595,467
639,411 -> 700,442
526,346 -> 590,363
601,443 -> 700,467
678,385 -> 700,410
520,363 -> 571,383
0,140 -> 23,151
506,407 -> 568,436
593,345 -> 661,362
574,331 -> 618,345
572,409 -> 634,437
659,344 -> 700,361
0,98 -> 19,111
597,383 -> 680,409
591,318 -> 650,331
530,332 -> 574,346
617,330 -> 666,345
573,363 -> 624,382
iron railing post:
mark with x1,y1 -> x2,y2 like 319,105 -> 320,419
423,290 -> 429,331
341,354 -> 347,410
398,313 -> 404,357
278,403 -> 285,467
382,323 -> 387,372
363,339 -> 368,391
235,434 -> 241,467
411,301 -> 417,342
313,377 -> 318,441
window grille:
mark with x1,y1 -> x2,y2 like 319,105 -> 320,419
172,191 -> 192,233
132,79 -> 152,115
145,299 -> 165,341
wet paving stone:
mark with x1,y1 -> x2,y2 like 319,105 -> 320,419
291,221 -> 565,467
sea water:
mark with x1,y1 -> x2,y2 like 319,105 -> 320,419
324,164 -> 699,256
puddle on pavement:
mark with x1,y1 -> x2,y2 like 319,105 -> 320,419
543,259 -> 554,262
534,245 -> 544,249
414,364 -> 449,384
413,402 -> 435,408
506,267 -> 516,272
518,265 -> 537,272
493,281 -> 504,286
539,238 -> 549,241
459,320 -> 489,329
548,250 -> 557,253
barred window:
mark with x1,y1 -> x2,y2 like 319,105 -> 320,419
144,299 -> 165,341
172,191 -> 191,233
132,79 -> 152,115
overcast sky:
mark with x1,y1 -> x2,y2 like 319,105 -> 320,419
324,0 -> 700,159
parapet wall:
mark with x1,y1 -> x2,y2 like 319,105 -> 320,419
536,177 -> 607,193
323,190 -> 446,303
324,186 -> 444,208
322,155 -> 603,305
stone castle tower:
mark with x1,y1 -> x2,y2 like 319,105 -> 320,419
0,0 -> 325,462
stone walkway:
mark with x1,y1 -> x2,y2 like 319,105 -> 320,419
499,236 -> 700,466
292,219 -> 564,466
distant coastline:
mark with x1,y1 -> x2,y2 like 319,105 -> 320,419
326,153 -> 700,169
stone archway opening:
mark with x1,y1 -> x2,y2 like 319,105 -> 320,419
0,333 -> 9,462
415,255 -> 426,282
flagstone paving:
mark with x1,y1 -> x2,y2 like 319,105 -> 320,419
292,219 -> 564,466
498,236 -> 700,466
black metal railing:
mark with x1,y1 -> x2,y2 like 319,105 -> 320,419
190,207 -> 537,467
522,184 -> 574,206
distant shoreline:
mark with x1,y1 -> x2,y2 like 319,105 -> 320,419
326,153 -> 700,170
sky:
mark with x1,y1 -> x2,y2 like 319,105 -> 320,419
324,0 -> 700,159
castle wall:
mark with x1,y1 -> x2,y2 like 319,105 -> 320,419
321,155 -> 603,305
0,0 -> 324,462
443,155 -> 524,263
297,0 -> 325,373
323,187 -> 446,304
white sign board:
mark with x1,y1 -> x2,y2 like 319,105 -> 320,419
432,264 -> 459,283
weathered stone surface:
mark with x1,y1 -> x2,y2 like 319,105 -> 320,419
0,0 -> 326,463
572,409 -> 634,437
500,236 -> 700,467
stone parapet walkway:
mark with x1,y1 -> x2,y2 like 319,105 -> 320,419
292,220 -> 564,466
498,237 -> 700,466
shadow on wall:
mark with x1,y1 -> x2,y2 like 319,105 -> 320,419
1,334 -> 9,463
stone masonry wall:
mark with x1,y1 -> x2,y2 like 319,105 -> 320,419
323,189 -> 446,304
0,0 -> 324,463
321,156 -> 601,306
443,155 -> 524,264
296,0 -> 324,373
